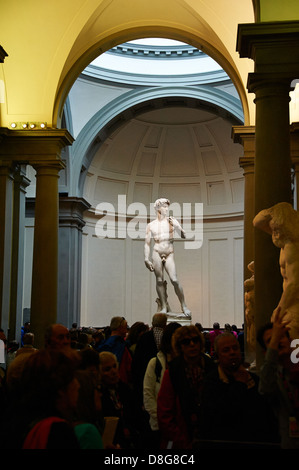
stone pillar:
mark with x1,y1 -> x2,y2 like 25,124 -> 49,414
232,126 -> 256,363
0,163 -> 14,334
9,166 -> 30,342
0,49 -> 10,334
0,128 -> 74,349
30,161 -> 65,347
58,197 -> 90,328
249,74 -> 292,339
237,21 -> 299,370
232,126 -> 255,275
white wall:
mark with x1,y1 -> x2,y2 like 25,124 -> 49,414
80,215 -> 244,329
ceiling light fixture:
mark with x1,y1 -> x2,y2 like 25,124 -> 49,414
9,121 -> 48,130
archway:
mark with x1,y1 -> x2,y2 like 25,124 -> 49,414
54,25 -> 251,129
71,87 -> 244,197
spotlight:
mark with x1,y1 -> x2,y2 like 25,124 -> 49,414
9,121 -> 48,130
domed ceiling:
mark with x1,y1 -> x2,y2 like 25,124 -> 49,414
81,38 -> 244,219
84,105 -> 244,218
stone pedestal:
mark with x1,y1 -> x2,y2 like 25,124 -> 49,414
166,312 -> 192,326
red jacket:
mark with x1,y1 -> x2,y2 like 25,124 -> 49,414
157,368 -> 192,449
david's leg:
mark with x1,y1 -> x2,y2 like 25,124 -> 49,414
156,277 -> 168,313
153,255 -> 168,313
166,256 -> 191,316
172,279 -> 191,315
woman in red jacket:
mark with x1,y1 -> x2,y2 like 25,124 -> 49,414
157,325 -> 215,449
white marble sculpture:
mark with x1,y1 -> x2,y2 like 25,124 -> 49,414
253,202 -> 299,339
144,198 -> 191,318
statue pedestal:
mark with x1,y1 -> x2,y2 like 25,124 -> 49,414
166,312 -> 192,326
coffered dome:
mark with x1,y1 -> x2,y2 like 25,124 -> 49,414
84,105 -> 244,218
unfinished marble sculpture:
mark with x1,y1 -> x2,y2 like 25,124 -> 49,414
253,202 -> 299,339
144,198 -> 191,318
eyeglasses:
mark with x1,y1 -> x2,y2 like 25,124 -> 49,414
180,336 -> 201,346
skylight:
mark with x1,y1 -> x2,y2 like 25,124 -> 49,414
127,38 -> 187,46
91,38 -> 222,76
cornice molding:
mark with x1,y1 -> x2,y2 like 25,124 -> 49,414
237,20 -> 299,59
0,128 -> 74,165
82,64 -> 230,87
107,42 -> 204,60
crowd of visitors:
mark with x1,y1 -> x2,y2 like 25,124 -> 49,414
0,315 -> 297,449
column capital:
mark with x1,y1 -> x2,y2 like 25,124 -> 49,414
32,160 -> 66,173
12,165 -> 31,192
232,125 -> 255,144
0,161 -> 17,176
59,196 -> 91,231
232,125 -> 256,163
0,128 -> 74,166
247,72 -> 293,97
239,161 -> 255,175
237,21 -> 299,76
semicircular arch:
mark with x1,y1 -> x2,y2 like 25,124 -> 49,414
71,84 -> 244,196
54,25 -> 250,130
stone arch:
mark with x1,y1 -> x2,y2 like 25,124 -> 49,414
54,24 -> 250,129
70,85 -> 244,196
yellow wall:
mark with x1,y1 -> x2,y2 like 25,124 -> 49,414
0,0 -> 101,126
259,0 -> 299,22
1,0 -> 255,129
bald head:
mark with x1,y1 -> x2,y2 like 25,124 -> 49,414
44,324 -> 71,350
